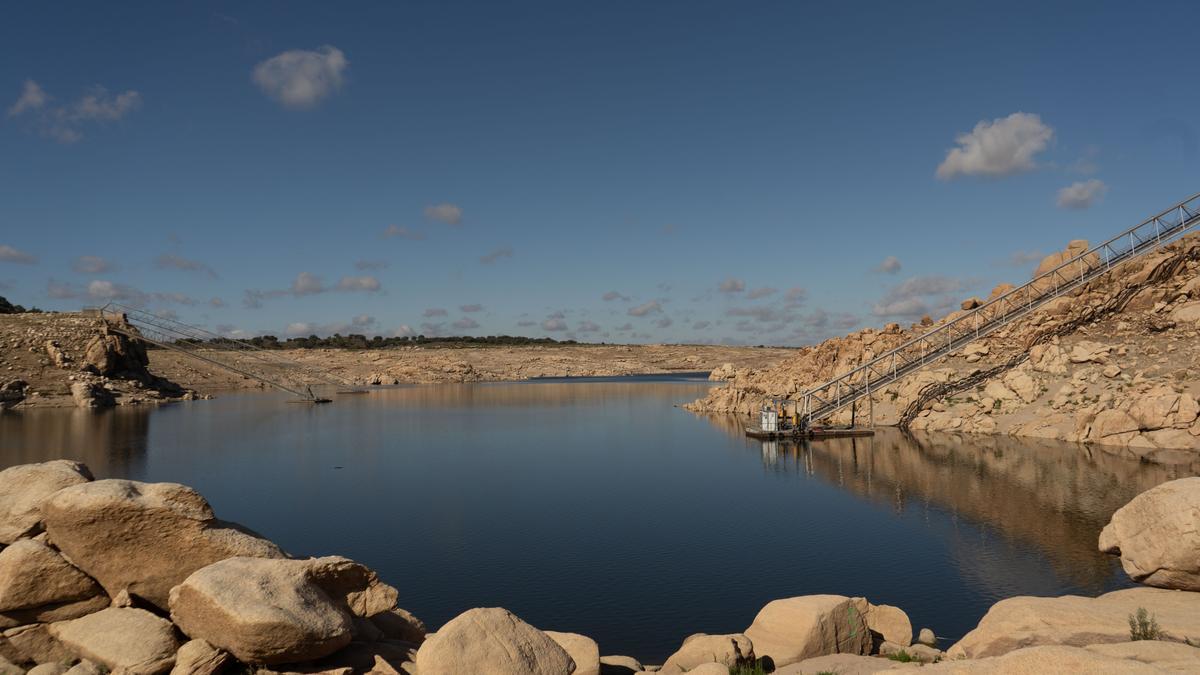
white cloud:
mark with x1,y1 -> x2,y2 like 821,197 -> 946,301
602,290 -> 628,302
253,46 -> 348,109
352,314 -> 376,327
156,253 -> 217,278
423,308 -> 447,317
383,225 -> 425,240
577,320 -> 600,333
655,316 -> 673,328
393,325 -> 416,338
542,318 -> 568,331
424,203 -> 463,226
1005,249 -> 1044,267
460,304 -> 484,313
872,275 -> 968,318
334,275 -> 381,292
874,256 -> 902,274
9,81 -> 140,143
718,277 -> 745,293
627,300 -> 662,317
355,259 -> 389,270
479,247 -> 513,264
72,255 -> 112,274
8,80 -> 47,117
0,245 -> 36,264
936,112 -> 1053,179
784,287 -> 808,304
452,317 -> 480,331
746,287 -> 777,299
692,320 -> 711,330
1056,179 -> 1108,209
291,272 -> 324,296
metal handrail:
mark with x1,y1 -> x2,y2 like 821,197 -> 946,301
800,191 -> 1200,427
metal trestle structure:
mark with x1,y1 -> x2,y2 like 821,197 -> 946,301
799,191 -> 1200,428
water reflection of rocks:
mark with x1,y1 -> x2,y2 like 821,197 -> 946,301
0,407 -> 152,478
719,422 -> 1198,592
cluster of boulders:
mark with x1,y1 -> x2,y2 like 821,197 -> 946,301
2,459 -> 1198,675
688,234 -> 1200,453
0,314 -> 196,410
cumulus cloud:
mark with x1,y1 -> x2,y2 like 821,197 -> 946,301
0,245 -> 36,264
872,275 -> 968,318
746,287 -> 777,299
252,45 -> 348,108
874,256 -> 902,274
655,316 -> 673,328
334,275 -> 381,292
156,253 -> 217,278
516,319 -> 537,327
479,247 -> 513,264
352,314 -> 376,327
627,300 -> 662,317
615,323 -> 633,331
424,203 -> 463,226
423,307 -> 448,317
936,112 -> 1053,179
355,259 -> 390,270
393,325 -> 416,338
718,277 -> 745,293
785,287 -> 808,304
452,317 -> 480,331
8,80 -> 46,117
602,290 -> 629,302
542,318 -> 568,331
72,255 -> 112,274
1056,179 -> 1108,209
291,272 -> 325,296
460,304 -> 484,313
383,225 -> 425,240
48,278 -> 197,308
692,320 -> 711,330
577,320 -> 600,333
8,81 -> 141,143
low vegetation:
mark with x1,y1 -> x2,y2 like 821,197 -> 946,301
1129,607 -> 1163,641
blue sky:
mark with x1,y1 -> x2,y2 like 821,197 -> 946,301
3,1 -> 1199,345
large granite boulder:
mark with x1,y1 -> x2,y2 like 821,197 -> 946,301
169,556 -> 396,665
0,539 -> 108,628
545,631 -> 599,675
743,595 -> 871,668
660,633 -> 753,673
1099,477 -> 1200,591
415,607 -> 575,675
855,599 -> 912,648
48,608 -> 180,675
168,640 -> 230,675
3,623 -> 77,666
947,587 -> 1200,659
42,479 -> 284,609
0,461 -> 93,544
922,642 -> 1200,673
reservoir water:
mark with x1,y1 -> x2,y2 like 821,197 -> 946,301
1,375 -> 1194,662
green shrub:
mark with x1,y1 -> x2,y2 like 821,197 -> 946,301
1129,607 -> 1162,641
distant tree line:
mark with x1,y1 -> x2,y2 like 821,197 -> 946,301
0,296 -> 43,314
175,333 -> 581,350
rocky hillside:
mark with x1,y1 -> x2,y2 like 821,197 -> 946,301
2,461 -> 1198,673
0,313 -> 194,410
688,232 -> 1200,456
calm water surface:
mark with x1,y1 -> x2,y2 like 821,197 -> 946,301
1,375 -> 1195,662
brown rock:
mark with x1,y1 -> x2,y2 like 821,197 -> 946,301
1087,410 -> 1140,445
371,608 -> 426,644
0,539 -> 103,613
545,631 -> 600,675
169,640 -> 230,675
858,601 -> 912,647
660,633 -> 753,673
1099,477 -> 1200,590
414,607 -> 574,675
947,587 -> 1200,659
743,595 -> 871,668
0,461 -> 93,545
3,623 -> 75,666
598,654 -> 643,674
48,608 -> 180,675
42,479 -> 284,609
168,557 -> 358,665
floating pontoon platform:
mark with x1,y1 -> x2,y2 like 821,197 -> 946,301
745,426 -> 875,440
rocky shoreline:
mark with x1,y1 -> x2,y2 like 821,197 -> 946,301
1,460 -> 1198,674
688,233 -> 1200,455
